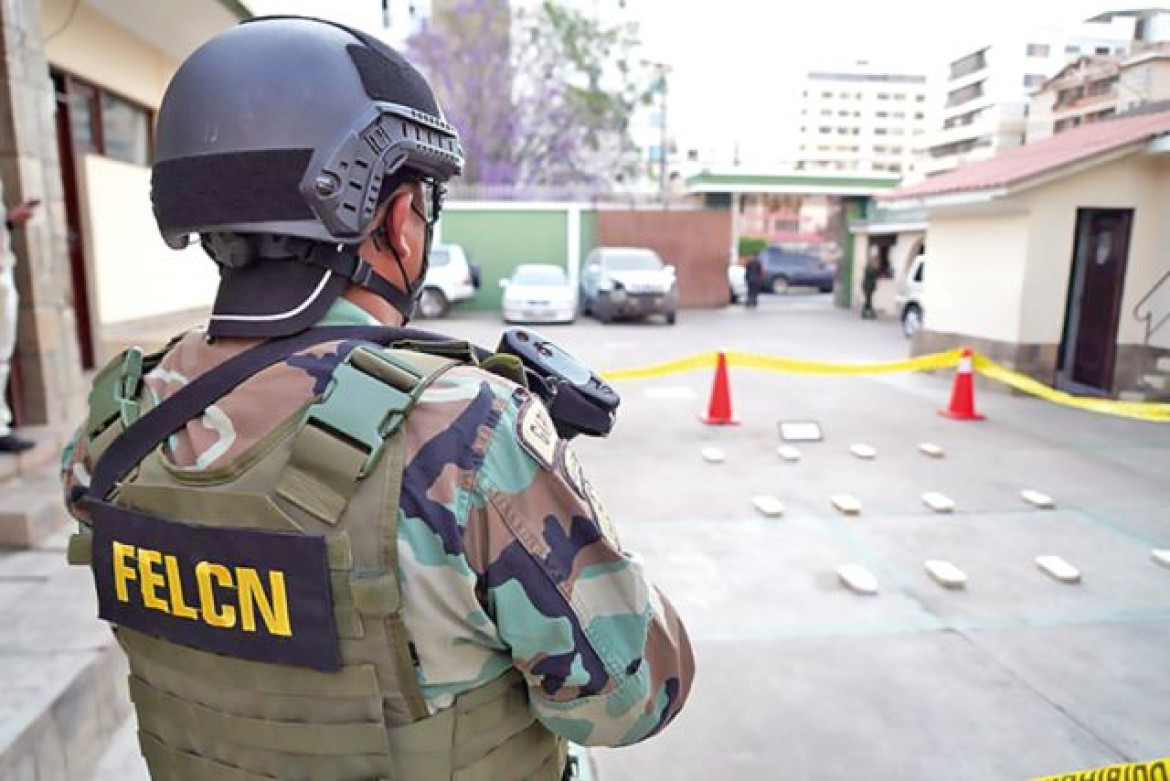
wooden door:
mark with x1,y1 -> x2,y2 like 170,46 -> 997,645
1059,209 -> 1133,393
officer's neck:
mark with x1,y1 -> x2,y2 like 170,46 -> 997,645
341,286 -> 406,327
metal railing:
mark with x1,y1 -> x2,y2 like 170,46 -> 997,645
1134,267 -> 1170,345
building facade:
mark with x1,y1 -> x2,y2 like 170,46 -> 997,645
920,15 -> 1137,177
1028,44 -> 1170,142
795,63 -> 930,176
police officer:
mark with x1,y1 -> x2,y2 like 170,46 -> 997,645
62,17 -> 693,780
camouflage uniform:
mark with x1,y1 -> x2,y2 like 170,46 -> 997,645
63,299 -> 694,749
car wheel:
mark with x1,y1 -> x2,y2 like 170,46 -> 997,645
665,310 -> 677,325
771,276 -> 790,295
417,287 -> 449,319
902,303 -> 923,338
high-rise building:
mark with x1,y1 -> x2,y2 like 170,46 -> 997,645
920,15 -> 1137,176
794,63 -> 930,176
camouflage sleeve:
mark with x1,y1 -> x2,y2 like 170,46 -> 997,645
462,388 -> 694,747
60,424 -> 93,524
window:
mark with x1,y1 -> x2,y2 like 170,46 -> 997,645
1065,45 -> 1079,56
916,95 -> 926,102
1054,116 -> 1082,133
821,91 -> 833,98
1095,46 -> 1110,55
819,126 -> 832,134
876,92 -> 890,100
876,111 -> 889,118
946,80 -> 984,107
950,49 -> 987,79
1026,43 -> 1050,57
914,112 -> 925,120
874,128 -> 888,135
56,71 -> 153,167
1024,74 -> 1047,88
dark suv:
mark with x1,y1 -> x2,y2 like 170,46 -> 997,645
757,246 -> 836,294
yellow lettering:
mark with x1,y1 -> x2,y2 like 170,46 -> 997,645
164,555 -> 198,620
237,568 -> 291,636
138,548 -> 169,613
112,542 -> 137,603
195,562 -> 236,628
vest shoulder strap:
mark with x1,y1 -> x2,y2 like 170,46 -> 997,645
274,345 -> 459,526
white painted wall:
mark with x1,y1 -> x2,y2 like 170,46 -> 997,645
922,213 -> 1030,342
1020,152 -> 1170,348
79,155 -> 217,325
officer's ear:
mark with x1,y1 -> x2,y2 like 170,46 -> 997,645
384,187 -> 415,258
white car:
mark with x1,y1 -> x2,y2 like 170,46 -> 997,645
417,244 -> 478,319
895,255 -> 926,337
579,247 -> 678,324
501,264 -> 577,324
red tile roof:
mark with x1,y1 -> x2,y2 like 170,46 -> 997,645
884,109 -> 1170,202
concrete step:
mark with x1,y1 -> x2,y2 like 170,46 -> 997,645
0,425 -> 67,488
0,535 -> 132,780
1140,373 -> 1168,392
0,469 -> 71,549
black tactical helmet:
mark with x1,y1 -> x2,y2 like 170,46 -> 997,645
152,16 -> 464,336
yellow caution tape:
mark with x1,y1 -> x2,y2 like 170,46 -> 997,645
973,354 -> 1170,423
601,348 -> 1170,423
1030,755 -> 1170,780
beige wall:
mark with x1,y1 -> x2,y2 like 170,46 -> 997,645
41,0 -> 176,108
922,213 -> 1030,343
1020,153 -> 1170,349
78,155 -> 217,332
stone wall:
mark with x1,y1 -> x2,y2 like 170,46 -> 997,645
0,0 -> 84,428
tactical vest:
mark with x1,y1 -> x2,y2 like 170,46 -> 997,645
69,331 -> 567,780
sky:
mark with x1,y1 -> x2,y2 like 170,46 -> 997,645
245,0 -> 1156,166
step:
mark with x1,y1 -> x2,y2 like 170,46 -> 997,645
1140,374 -> 1168,392
0,470 -> 72,549
0,541 -> 132,779
0,426 -> 66,487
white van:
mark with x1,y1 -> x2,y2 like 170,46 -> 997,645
418,244 -> 478,318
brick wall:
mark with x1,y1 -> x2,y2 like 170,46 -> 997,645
596,209 -> 732,308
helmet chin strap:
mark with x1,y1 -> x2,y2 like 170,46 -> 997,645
368,210 -> 433,325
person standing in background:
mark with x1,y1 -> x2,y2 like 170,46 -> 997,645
745,252 -> 763,309
0,188 -> 40,453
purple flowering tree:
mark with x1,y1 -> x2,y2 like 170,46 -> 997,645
407,0 -> 649,190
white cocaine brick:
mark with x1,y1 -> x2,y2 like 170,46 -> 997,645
831,494 -> 862,516
921,492 -> 956,514
1021,489 -> 1055,509
837,564 -> 879,595
925,559 -> 967,589
849,443 -> 877,460
776,445 -> 802,462
701,446 -> 726,464
918,442 -> 945,458
752,495 -> 786,518
1036,555 -> 1081,584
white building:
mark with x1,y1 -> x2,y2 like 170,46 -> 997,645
920,15 -> 1138,177
795,63 -> 930,176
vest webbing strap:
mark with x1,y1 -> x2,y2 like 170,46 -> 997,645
129,675 -> 391,757
117,629 -> 382,699
138,732 -> 274,781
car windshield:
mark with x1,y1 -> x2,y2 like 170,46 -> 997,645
603,252 -> 662,271
513,266 -> 567,285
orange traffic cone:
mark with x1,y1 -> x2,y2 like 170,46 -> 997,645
939,348 -> 985,421
701,351 -> 739,425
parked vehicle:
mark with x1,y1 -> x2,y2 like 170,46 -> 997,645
757,246 -> 835,294
417,243 -> 478,319
500,264 -> 576,324
896,255 -> 926,338
728,264 -> 747,304
580,247 -> 678,324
